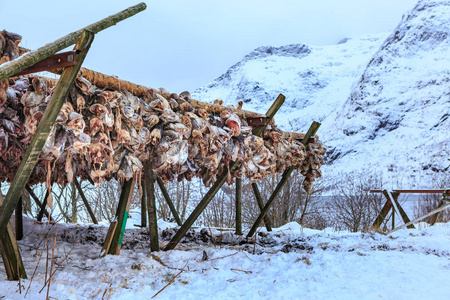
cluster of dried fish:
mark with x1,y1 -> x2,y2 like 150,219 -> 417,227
0,32 -> 326,192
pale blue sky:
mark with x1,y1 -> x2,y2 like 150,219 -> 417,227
1,0 -> 417,92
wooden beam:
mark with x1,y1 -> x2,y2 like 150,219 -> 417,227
73,178 -> 98,224
251,183 -> 272,231
106,177 -> 136,255
0,184 -> 26,280
372,190 -> 394,229
145,162 -> 159,251
156,177 -> 182,226
235,178 -> 242,235
37,187 -> 51,222
140,179 -> 147,228
429,190 -> 449,225
0,3 -> 146,81
163,94 -> 287,251
391,192 -> 415,229
389,202 -> 450,234
14,197 -> 23,241
24,185 -> 52,221
0,30 -> 95,235
247,121 -> 321,237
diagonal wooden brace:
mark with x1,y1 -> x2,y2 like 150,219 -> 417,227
247,121 -> 321,238
390,192 -> 415,229
163,94 -> 286,251
156,176 -> 182,226
372,190 -> 394,229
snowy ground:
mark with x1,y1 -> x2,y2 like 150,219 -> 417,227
1,212 -> 450,300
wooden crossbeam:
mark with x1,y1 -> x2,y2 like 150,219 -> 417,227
145,162 -> 159,251
163,94 -> 286,251
246,121 -> 321,238
372,190 -> 394,229
390,192 -> 415,229
156,177 -> 182,226
73,178 -> 98,224
24,185 -> 52,221
36,187 -> 51,222
251,183 -> 272,231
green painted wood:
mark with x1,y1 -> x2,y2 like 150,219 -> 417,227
107,178 -> 135,255
391,192 -> 415,229
0,31 -> 95,235
156,176 -> 182,226
251,183 -> 272,231
145,162 -> 159,251
74,178 -> 98,224
373,190 -> 394,229
235,178 -> 242,235
247,121 -> 321,238
163,95 -> 287,251
0,3 -> 146,82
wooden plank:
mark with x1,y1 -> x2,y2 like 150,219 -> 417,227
389,202 -> 450,234
372,190 -> 394,229
73,178 -> 98,224
107,177 -> 136,255
0,30 -> 95,235
246,121 -> 321,237
100,221 -> 117,257
140,179 -> 147,228
235,178 -> 242,235
251,183 -> 272,231
15,197 -> 23,241
0,3 -> 146,81
13,51 -> 78,76
156,177 -> 182,226
145,162 -> 159,252
372,189 -> 449,194
163,94 -> 287,251
391,192 -> 415,229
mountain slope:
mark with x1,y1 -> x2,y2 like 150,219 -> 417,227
194,0 -> 450,188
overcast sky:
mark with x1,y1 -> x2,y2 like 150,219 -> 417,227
1,0 -> 418,92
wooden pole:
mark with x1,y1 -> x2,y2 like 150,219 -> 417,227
251,183 -> 272,231
246,121 -> 321,237
156,177 -> 182,226
0,184 -> 27,280
235,178 -> 242,235
24,185 -> 52,221
15,197 -> 23,241
106,177 -> 136,255
37,187 -> 51,222
391,192 -> 415,229
0,30 -> 94,235
372,190 -> 394,229
140,178 -> 147,228
145,162 -> 159,251
163,94 -> 286,251
0,3 -> 146,81
73,178 -> 98,224
389,202 -> 450,234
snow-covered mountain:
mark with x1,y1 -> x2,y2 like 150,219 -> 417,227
193,0 -> 450,188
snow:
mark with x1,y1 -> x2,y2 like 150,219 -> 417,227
2,215 -> 450,299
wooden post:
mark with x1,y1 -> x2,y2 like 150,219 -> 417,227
391,207 -> 395,230
15,197 -> 23,241
140,179 -> 147,228
156,177 -> 182,226
372,190 -> 394,229
251,183 -> 272,231
246,121 -> 321,237
24,185 -> 52,221
235,178 -> 242,235
391,192 -> 415,229
163,94 -> 286,251
145,162 -> 159,251
0,30 -> 95,235
429,190 -> 449,225
37,187 -> 51,222
105,177 -> 136,255
73,178 -> 98,224
389,202 -> 450,234
0,3 -> 146,81
0,184 -> 26,280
